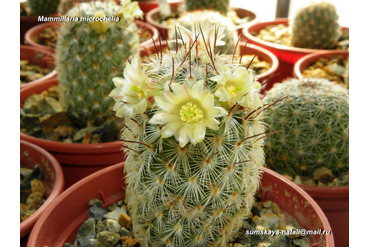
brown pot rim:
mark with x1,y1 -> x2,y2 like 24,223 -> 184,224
293,50 -> 349,79
20,139 -> 64,238
20,45 -> 57,89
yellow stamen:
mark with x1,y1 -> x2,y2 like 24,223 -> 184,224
180,102 -> 204,124
226,85 -> 238,100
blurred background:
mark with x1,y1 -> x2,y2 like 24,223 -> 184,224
230,0 -> 349,27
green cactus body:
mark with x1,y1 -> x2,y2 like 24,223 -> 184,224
110,23 -> 267,246
28,0 -> 61,15
185,0 -> 229,16
57,0 -> 92,15
171,10 -> 238,55
56,0 -> 143,125
290,1 -> 341,49
264,78 -> 349,179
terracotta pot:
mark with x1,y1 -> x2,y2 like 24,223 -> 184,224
20,78 -> 125,189
20,140 -> 64,239
20,45 -> 57,89
293,50 -> 349,79
27,164 -> 333,246
24,22 -> 61,53
146,5 -> 258,40
24,20 -> 159,53
242,18 -> 349,91
300,185 -> 348,247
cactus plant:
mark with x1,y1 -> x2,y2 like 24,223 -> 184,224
109,23 -> 271,246
56,0 -> 143,126
290,1 -> 341,49
28,0 -> 61,15
264,78 -> 349,179
185,0 -> 229,16
170,10 -> 238,55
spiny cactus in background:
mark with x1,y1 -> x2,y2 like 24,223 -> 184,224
290,1 -> 341,49
170,10 -> 238,55
110,23 -> 274,246
56,0 -> 143,126
264,78 -> 349,180
185,0 -> 229,16
28,0 -> 61,15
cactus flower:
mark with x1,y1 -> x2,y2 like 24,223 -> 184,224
149,80 -> 227,147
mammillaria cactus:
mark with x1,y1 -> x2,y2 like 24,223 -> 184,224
171,10 -> 238,55
290,1 -> 341,49
109,23 -> 276,246
185,0 -> 230,16
264,78 -> 349,180
56,0 -> 143,126
28,0 -> 61,15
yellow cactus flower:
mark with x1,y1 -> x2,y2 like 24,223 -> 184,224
109,57 -> 159,117
149,81 -> 227,147
212,65 -> 262,109
90,10 -> 110,34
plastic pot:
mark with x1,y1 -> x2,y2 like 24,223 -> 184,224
242,18 -> 349,91
293,50 -> 349,79
24,22 -> 60,53
20,45 -> 57,89
20,78 -> 125,189
20,140 -> 64,239
300,185 -> 348,247
146,5 -> 258,40
24,20 -> 159,53
27,164 -> 333,246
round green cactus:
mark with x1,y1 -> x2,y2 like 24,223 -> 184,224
290,1 -> 341,49
264,78 -> 349,179
185,0 -> 230,16
110,23 -> 268,246
55,0 -> 143,126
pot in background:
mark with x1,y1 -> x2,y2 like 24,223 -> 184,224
146,4 -> 258,40
20,140 -> 64,239
300,185 -> 348,247
24,20 -> 159,53
20,78 -> 125,189
20,45 -> 57,89
293,50 -> 349,80
242,18 -> 349,91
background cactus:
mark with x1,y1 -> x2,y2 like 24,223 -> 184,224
110,24 -> 269,246
290,1 -> 341,49
28,0 -> 61,15
56,0 -> 143,126
57,0 -> 92,15
264,78 -> 349,180
170,10 -> 238,55
185,0 -> 229,16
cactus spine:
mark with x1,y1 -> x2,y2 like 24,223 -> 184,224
185,0 -> 230,16
110,23 -> 268,246
56,0 -> 143,126
290,1 -> 341,49
264,78 -> 349,179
